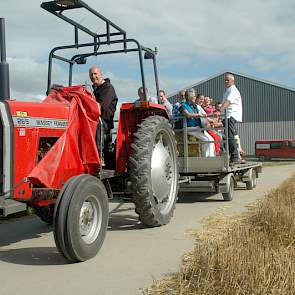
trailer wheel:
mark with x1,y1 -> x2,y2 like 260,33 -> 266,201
53,174 -> 109,262
246,169 -> 257,190
130,115 -> 179,227
222,176 -> 234,201
253,170 -> 258,188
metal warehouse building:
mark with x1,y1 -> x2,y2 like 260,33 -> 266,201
169,71 -> 295,155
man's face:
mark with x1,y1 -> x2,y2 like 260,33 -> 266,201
159,91 -> 166,102
225,75 -> 234,88
89,68 -> 104,86
138,89 -> 145,100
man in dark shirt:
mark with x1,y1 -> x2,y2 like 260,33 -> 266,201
89,66 -> 118,167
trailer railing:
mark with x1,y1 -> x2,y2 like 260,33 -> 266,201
172,112 -> 231,173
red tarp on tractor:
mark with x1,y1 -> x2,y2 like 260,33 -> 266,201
28,86 -> 100,189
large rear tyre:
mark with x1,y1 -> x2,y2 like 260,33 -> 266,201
53,174 -> 109,262
130,115 -> 179,227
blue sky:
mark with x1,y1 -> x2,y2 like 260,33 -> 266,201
1,0 -> 295,101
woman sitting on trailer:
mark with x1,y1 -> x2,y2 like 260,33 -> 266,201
202,97 -> 222,156
182,89 -> 215,157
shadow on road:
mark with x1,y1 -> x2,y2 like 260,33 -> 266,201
0,202 -> 147,266
108,200 -> 145,231
178,184 -> 248,203
108,193 -> 235,229
234,186 -> 247,191
0,217 -> 70,266
0,189 -> 249,266
0,247 -> 69,266
108,214 -> 145,231
178,192 -> 225,203
0,217 -> 51,248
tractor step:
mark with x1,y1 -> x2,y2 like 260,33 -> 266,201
0,199 -> 27,217
100,169 -> 115,179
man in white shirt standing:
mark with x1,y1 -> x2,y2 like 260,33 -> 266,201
220,73 -> 243,164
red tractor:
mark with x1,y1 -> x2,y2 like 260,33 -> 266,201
0,0 -> 179,262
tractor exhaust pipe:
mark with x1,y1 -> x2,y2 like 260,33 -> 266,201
0,18 -> 10,101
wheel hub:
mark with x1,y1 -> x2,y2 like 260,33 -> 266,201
79,197 -> 102,244
80,202 -> 94,236
151,132 -> 177,214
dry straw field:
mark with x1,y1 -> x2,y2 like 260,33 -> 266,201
147,173 -> 295,295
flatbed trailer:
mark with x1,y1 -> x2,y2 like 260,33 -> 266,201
175,117 -> 262,201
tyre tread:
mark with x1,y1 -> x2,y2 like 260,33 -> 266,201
130,115 -> 179,227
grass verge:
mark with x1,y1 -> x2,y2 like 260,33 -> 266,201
146,173 -> 295,295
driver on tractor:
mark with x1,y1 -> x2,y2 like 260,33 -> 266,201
89,66 -> 118,168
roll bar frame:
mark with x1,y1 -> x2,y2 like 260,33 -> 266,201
41,0 -> 159,99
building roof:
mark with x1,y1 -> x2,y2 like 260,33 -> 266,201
168,70 -> 295,97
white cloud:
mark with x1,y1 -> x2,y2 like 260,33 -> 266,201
1,0 -> 295,99
249,52 -> 295,74
7,57 -> 66,100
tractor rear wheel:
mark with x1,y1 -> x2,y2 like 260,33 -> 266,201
130,115 -> 179,227
53,174 -> 109,262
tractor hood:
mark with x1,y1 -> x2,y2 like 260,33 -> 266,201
28,85 -> 100,188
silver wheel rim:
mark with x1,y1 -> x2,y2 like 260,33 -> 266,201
79,195 -> 102,244
151,129 -> 177,215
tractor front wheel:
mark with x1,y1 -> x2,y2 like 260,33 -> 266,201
53,174 -> 109,262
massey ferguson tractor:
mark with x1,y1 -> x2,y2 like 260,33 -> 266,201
0,0 -> 179,262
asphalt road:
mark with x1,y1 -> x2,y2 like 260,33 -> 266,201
0,164 -> 294,295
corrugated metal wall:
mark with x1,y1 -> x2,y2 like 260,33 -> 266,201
237,121 -> 295,155
169,72 -> 295,155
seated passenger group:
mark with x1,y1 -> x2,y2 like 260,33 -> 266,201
170,88 -> 228,158
134,86 -> 224,158
182,89 -> 216,157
